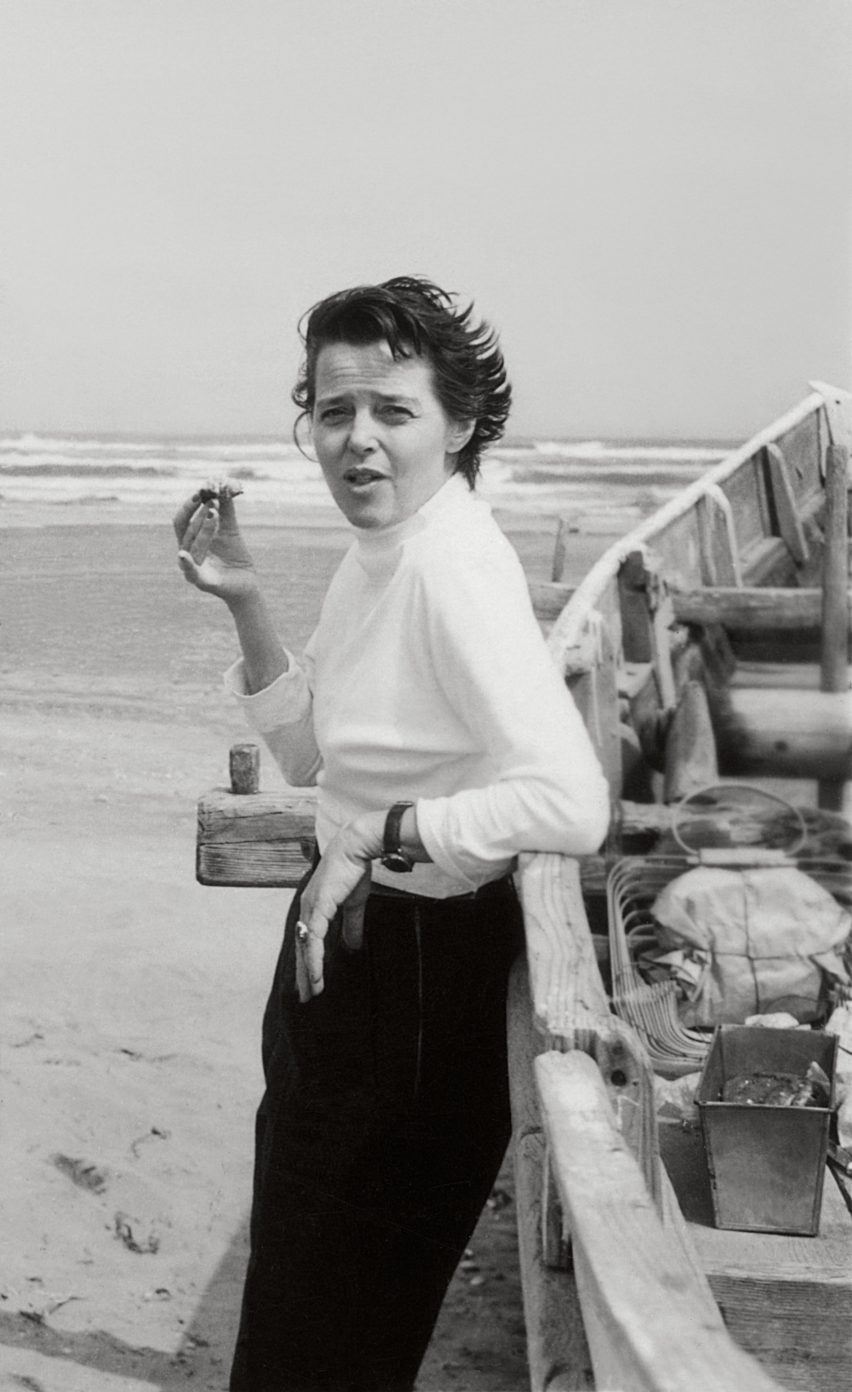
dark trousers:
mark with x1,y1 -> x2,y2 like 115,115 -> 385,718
230,869 -> 523,1392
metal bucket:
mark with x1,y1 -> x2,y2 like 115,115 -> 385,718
696,1024 -> 837,1235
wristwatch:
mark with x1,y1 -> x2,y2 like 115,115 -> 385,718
380,801 -> 415,873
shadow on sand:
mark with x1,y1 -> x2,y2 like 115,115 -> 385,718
0,1219 -> 249,1391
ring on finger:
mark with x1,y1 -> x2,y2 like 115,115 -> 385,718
296,919 -> 311,944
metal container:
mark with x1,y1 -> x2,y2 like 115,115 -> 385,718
696,1024 -> 837,1235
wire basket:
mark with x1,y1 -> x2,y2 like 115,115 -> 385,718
608,856 -> 713,1077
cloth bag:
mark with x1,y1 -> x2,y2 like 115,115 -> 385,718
651,865 -> 851,1026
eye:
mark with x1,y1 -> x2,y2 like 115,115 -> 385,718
381,404 -> 413,421
318,405 -> 349,423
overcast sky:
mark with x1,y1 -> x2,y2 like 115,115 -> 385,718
1,0 -> 850,439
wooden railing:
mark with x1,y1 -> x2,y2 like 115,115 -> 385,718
509,851 -> 783,1392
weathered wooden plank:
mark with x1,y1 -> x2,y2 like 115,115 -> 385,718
663,679 -> 718,803
516,853 -> 661,1210
777,404 -> 826,494
196,787 -> 317,887
535,1052 -> 782,1392
673,586 -> 852,637
715,688 -> 852,781
696,486 -> 742,587
196,780 -> 852,894
819,443 -> 851,812
730,660 -> 850,689
196,782 -> 620,896
617,551 -> 676,710
507,960 -> 594,1391
514,1131 -> 595,1392
765,444 -> 810,565
718,453 -> 773,562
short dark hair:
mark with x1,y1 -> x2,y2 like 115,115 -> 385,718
292,275 -> 511,485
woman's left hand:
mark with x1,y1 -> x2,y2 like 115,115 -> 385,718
295,815 -> 384,1001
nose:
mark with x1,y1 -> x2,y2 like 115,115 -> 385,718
347,407 -> 378,456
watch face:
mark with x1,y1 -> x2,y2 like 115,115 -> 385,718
381,851 -> 414,873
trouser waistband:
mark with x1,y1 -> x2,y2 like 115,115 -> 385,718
368,874 -> 514,905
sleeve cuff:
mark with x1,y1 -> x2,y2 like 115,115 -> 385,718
415,797 -> 484,891
223,651 -> 311,732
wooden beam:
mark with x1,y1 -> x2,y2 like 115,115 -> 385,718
617,551 -> 676,708
730,660 -> 848,689
507,960 -> 594,1391
197,787 -> 317,887
715,688 -> 852,781
196,781 -> 620,897
663,679 -> 718,803
514,1130 -> 594,1391
516,853 -> 661,1210
673,586 -> 852,637
696,484 -> 742,587
819,443 -> 851,812
535,1052 -> 783,1392
765,443 -> 810,565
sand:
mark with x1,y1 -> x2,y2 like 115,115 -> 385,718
2,507 -> 583,1392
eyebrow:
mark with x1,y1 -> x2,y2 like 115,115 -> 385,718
316,390 -> 420,407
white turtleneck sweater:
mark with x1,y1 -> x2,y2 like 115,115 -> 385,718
225,473 -> 609,897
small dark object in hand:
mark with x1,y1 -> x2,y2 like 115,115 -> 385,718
198,481 -> 243,504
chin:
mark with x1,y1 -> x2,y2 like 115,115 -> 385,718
339,502 -> 389,529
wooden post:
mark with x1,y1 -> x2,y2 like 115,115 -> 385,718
663,679 -> 718,803
229,742 -> 260,795
819,443 -> 850,814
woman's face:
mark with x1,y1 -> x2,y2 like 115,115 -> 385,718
310,340 -> 473,529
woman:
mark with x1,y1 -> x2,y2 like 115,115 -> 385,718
174,276 -> 609,1392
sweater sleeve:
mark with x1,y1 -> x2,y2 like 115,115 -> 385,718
413,540 -> 610,885
223,639 -> 322,788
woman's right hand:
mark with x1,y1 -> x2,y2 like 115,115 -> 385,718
173,483 -> 258,605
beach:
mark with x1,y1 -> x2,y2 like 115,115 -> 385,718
0,471 -> 706,1391
0,501 -> 566,1392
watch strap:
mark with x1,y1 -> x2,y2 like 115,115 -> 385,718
381,801 -> 415,872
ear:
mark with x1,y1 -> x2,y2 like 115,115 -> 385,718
447,419 -> 476,455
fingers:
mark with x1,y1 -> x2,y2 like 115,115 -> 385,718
187,502 -> 221,564
173,492 -> 216,557
175,505 -> 220,586
294,917 -> 326,1001
172,491 -> 204,544
294,843 -> 374,1000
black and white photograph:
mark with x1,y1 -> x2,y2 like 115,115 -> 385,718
2,3 -> 851,1390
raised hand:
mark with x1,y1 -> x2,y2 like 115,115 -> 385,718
173,481 -> 257,602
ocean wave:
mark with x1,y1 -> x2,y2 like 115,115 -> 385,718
0,432 -> 717,514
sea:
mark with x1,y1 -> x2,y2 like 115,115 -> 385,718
0,430 -> 727,533
0,431 -> 729,709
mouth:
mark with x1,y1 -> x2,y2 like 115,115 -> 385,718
343,468 -> 386,488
